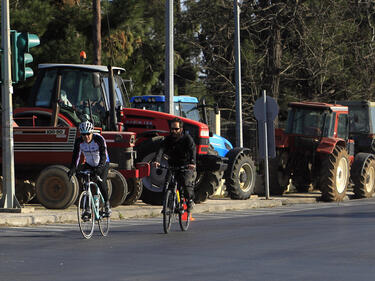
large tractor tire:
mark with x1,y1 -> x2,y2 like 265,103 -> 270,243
109,169 -> 128,208
136,137 -> 224,205
269,150 -> 290,195
36,165 -> 79,209
225,152 -> 256,200
319,146 -> 350,202
136,136 -> 165,205
194,147 -> 224,203
194,170 -> 223,203
352,153 -> 375,198
15,180 -> 36,205
123,178 -> 143,205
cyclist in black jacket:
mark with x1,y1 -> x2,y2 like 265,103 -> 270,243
154,117 -> 196,211
68,121 -> 111,216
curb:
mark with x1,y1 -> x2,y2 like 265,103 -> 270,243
0,195 -> 320,227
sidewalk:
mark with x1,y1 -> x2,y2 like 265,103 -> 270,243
0,193 -> 321,227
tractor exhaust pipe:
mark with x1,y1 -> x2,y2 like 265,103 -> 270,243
107,65 -> 118,131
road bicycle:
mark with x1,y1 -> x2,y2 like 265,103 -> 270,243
76,169 -> 110,239
158,164 -> 192,234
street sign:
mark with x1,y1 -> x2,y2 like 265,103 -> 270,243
253,90 -> 279,200
254,94 -> 278,159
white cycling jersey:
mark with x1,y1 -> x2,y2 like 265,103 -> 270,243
71,133 -> 109,168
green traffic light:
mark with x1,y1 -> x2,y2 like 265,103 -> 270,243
10,30 -> 40,83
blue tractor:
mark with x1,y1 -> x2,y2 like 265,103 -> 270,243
131,95 -> 256,199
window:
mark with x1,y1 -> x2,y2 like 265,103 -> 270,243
337,114 -> 348,139
35,69 -> 57,107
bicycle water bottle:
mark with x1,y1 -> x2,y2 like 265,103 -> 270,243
94,195 -> 100,209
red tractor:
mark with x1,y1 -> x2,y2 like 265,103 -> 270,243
270,101 -> 375,201
3,123 -> 149,209
1,64 -> 151,209
14,63 -> 243,206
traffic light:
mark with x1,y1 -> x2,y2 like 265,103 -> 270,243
10,30 -> 40,83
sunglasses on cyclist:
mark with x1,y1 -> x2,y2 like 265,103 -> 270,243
81,133 -> 91,136
170,128 -> 180,131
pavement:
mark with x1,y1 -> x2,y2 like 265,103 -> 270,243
0,192 -> 323,227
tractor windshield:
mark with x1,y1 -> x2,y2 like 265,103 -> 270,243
131,100 -> 203,123
348,105 -> 370,134
286,107 -> 334,137
178,102 -> 203,122
133,102 -> 164,112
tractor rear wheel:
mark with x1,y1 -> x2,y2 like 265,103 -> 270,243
15,179 -> 36,204
353,157 -> 375,198
123,178 -> 143,205
319,147 -> 350,202
137,137 -> 224,205
109,169 -> 128,207
194,147 -> 224,203
194,170 -> 223,203
225,153 -> 256,200
269,150 -> 290,195
136,136 -> 166,205
36,165 -> 79,209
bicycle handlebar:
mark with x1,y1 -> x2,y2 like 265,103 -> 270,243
76,169 -> 103,182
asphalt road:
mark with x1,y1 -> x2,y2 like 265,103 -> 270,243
2,199 -> 375,281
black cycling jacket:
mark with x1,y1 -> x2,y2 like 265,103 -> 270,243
156,132 -> 196,166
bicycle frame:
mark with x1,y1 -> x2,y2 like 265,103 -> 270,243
159,164 -> 191,233
80,171 -> 105,220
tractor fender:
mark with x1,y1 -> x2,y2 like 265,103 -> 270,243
316,138 -> 346,155
224,147 -> 252,179
350,152 -> 375,181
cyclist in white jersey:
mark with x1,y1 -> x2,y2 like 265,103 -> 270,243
68,121 -> 111,216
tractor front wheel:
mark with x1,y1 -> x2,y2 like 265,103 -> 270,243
319,147 -> 350,202
353,157 -> 375,198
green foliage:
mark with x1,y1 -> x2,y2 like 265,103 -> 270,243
8,0 -> 375,124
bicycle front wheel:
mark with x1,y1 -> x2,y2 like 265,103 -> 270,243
179,199 -> 190,231
163,189 -> 174,234
77,191 -> 95,239
98,201 -> 110,236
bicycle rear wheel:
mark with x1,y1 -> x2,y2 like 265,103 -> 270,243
163,189 -> 175,234
179,199 -> 190,231
98,201 -> 110,236
77,191 -> 95,239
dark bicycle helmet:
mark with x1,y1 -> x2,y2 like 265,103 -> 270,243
79,120 -> 94,134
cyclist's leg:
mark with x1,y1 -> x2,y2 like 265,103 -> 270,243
177,170 -> 196,210
96,162 -> 111,215
95,162 -> 110,202
78,163 -> 92,215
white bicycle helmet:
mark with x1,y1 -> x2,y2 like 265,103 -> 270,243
79,121 -> 94,134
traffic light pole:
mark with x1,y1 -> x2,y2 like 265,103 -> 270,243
234,0 -> 243,147
1,0 -> 20,210
164,0 -> 174,115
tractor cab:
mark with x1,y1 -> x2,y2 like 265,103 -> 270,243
337,101 -> 375,154
277,102 -> 351,155
16,64 -> 127,130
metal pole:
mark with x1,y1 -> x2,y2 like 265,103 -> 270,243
234,0 -> 243,147
263,90 -> 270,199
1,0 -> 19,209
165,0 -> 174,115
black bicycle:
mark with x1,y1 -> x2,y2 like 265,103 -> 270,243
157,164 -> 191,234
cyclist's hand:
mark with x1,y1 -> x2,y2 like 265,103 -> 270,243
153,162 -> 160,168
67,168 -> 75,180
187,164 -> 196,170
